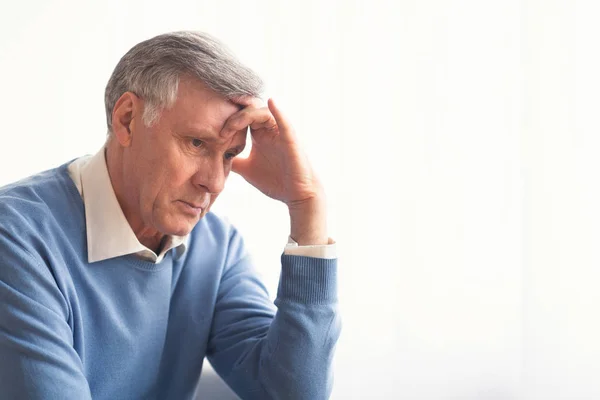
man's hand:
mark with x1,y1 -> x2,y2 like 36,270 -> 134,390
220,98 -> 328,246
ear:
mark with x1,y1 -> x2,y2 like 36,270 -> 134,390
111,92 -> 141,147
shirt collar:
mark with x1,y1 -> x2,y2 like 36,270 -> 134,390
79,147 -> 188,263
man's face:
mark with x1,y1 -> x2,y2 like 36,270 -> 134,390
121,77 -> 245,237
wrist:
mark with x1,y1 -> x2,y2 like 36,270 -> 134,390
288,196 -> 328,246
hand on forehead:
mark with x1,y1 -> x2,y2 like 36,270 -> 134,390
220,96 -> 276,139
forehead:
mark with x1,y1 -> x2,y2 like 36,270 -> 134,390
164,76 -> 240,137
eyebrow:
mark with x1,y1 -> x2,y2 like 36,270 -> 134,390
179,126 -> 215,137
178,128 -> 221,144
180,129 -> 246,151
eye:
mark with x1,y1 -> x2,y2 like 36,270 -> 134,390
191,138 -> 204,148
224,152 -> 237,161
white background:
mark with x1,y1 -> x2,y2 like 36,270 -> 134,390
1,0 -> 599,399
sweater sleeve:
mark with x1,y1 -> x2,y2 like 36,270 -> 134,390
0,231 -> 92,399
206,236 -> 341,400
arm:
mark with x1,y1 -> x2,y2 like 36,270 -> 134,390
0,230 -> 92,399
206,231 -> 340,400
215,98 -> 342,398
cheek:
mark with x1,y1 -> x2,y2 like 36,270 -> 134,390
139,163 -> 178,209
163,143 -> 194,182
159,159 -> 197,197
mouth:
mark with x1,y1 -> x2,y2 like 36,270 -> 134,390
178,199 -> 209,216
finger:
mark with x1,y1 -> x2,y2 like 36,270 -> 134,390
231,95 -> 263,108
221,106 -> 270,137
267,98 -> 296,140
220,107 -> 276,138
250,117 -> 277,131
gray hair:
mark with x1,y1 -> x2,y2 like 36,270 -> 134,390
104,31 -> 264,132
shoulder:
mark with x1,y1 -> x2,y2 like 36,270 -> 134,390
0,164 -> 78,248
0,170 -> 55,227
0,167 -> 76,315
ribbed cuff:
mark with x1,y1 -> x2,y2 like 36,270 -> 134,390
277,254 -> 338,305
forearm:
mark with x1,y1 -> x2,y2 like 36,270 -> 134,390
267,255 -> 340,399
209,254 -> 340,400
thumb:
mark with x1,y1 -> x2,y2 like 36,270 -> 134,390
268,98 -> 297,140
232,156 -> 250,177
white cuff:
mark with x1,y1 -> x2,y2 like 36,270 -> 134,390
283,236 -> 337,259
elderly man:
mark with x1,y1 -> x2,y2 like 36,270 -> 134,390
0,32 -> 339,399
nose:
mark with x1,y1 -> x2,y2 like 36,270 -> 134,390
192,156 -> 226,194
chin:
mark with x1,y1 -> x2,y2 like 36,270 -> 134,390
169,223 -> 196,237
162,216 -> 203,237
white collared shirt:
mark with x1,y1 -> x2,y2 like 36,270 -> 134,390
68,148 -> 335,264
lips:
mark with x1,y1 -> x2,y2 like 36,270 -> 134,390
183,201 -> 203,209
179,198 -> 210,210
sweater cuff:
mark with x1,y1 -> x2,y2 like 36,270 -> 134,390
277,254 -> 338,305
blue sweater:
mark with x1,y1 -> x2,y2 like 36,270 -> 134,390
0,162 -> 340,400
